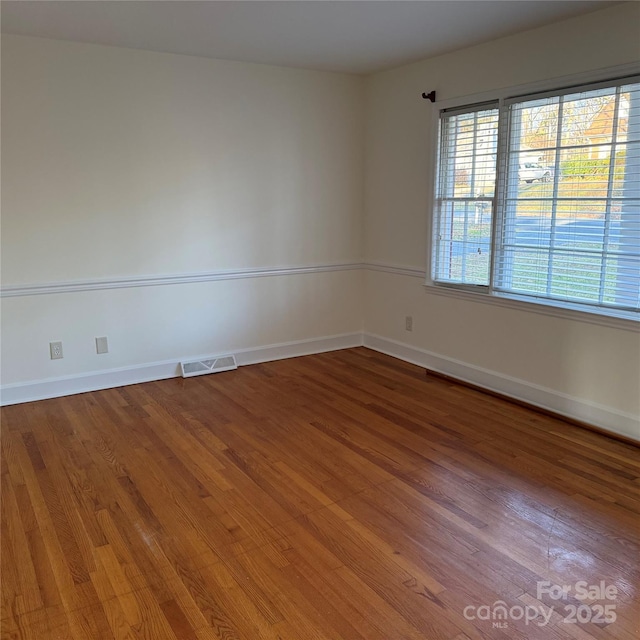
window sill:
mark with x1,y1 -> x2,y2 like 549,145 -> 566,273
424,282 -> 640,332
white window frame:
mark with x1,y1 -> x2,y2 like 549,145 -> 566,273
425,62 -> 640,331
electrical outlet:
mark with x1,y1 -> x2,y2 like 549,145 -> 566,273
405,316 -> 413,332
50,341 -> 63,360
95,336 -> 109,355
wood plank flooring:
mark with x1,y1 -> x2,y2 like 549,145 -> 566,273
1,347 -> 639,639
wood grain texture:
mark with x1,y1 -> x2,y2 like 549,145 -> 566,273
1,347 -> 639,639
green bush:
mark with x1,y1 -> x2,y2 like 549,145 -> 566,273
561,149 -> 626,178
561,157 -> 606,176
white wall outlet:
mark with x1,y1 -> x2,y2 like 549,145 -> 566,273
50,341 -> 63,360
405,315 -> 413,332
95,336 -> 109,354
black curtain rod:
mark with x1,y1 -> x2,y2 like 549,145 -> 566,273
422,91 -> 436,102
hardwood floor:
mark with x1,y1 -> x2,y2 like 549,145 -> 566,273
1,347 -> 639,639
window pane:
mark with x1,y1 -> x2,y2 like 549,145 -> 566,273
518,96 -> 559,152
500,247 -> 550,295
433,106 -> 498,285
549,250 -> 605,303
495,79 -> 640,313
512,151 -> 557,198
558,146 -> 612,199
434,200 -> 493,285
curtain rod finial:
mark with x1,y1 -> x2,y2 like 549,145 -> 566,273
422,90 -> 436,103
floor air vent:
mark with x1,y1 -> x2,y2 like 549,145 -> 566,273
180,355 -> 238,378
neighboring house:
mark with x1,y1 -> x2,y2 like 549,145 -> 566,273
585,98 -> 629,158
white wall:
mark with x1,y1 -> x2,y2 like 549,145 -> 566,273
1,35 -> 365,390
2,4 -> 639,439
363,2 -> 640,439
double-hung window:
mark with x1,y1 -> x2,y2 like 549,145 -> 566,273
432,75 -> 640,321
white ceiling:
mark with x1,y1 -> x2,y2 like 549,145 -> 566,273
1,0 -> 619,75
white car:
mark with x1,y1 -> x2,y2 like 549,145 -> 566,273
519,163 -> 553,183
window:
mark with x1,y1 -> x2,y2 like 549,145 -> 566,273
432,75 -> 640,320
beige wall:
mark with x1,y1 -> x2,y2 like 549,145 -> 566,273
363,2 -> 640,436
1,35 -> 365,385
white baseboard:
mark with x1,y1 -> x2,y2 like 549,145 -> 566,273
234,332 -> 363,366
0,332 -> 363,407
2,330 -> 636,443
363,333 -> 639,442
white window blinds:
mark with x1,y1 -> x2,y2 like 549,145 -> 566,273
495,79 -> 640,312
431,75 -> 640,319
433,104 -> 498,286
